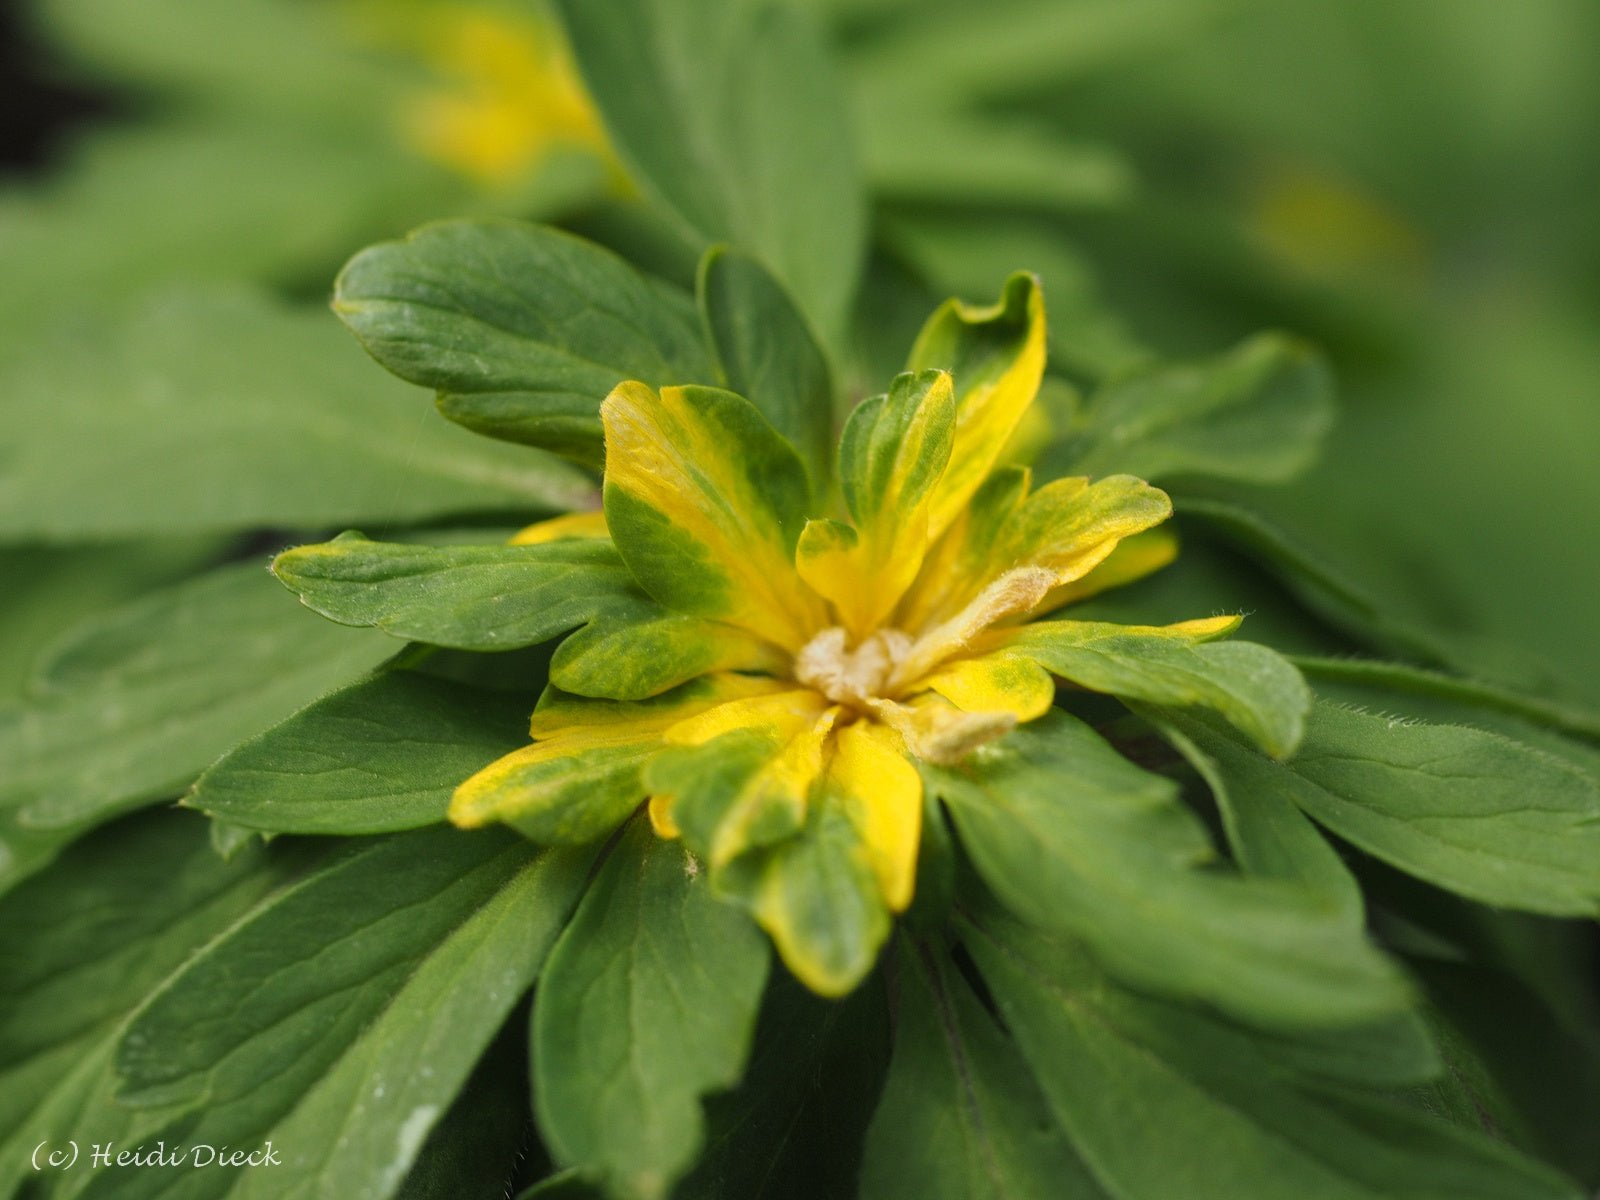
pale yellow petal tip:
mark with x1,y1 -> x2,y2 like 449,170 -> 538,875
647,794 -> 681,839
769,933 -> 867,999
508,510 -> 609,545
447,779 -> 494,829
1173,614 -> 1245,640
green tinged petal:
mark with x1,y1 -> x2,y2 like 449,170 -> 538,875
798,370 -> 955,635
601,381 -> 826,650
907,271 -> 1046,541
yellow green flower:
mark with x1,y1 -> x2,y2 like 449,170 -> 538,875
384,3 -> 613,187
447,273 -> 1254,995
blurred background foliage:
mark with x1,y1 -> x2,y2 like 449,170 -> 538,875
2,0 -> 1597,702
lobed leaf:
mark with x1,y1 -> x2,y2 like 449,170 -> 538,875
334,220 -> 714,465
962,907 -> 1581,1200
0,563 -> 395,892
225,843 -> 592,1200
601,382 -> 826,651
1044,333 -> 1336,485
1006,617 -> 1311,758
906,271 -> 1047,541
859,939 -> 1108,1200
0,812 -> 300,1196
555,0 -> 867,340
188,669 -> 534,835
0,286 -> 591,541
928,711 -> 1411,1029
1174,701 -> 1600,917
533,822 -> 769,1200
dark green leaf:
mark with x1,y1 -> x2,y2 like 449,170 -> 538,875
335,220 -> 714,465
1142,705 -> 1364,920
534,822 -> 770,1200
0,811 -> 299,1196
963,907 -> 1581,1200
1296,656 -> 1600,744
859,939 -> 1108,1200
1043,333 -> 1335,485
223,839 -> 591,1200
675,971 -> 890,1200
392,1022 -> 533,1200
0,563 -> 395,892
1175,498 -> 1470,670
1411,959 -> 1600,1187
188,669 -> 534,834
0,287 -> 591,540
928,711 -> 1410,1028
556,0 -> 867,340
697,246 -> 835,490
1171,701 -> 1600,917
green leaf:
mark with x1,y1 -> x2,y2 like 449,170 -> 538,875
1043,333 -> 1336,485
860,112 -> 1132,212
391,1022 -> 533,1200
836,371 -> 955,529
1412,959 -> 1600,1187
697,246 -> 835,492
273,532 -> 776,700
1176,700 -> 1600,917
1295,656 -> 1600,744
1009,620 -> 1311,758
676,971 -> 890,1200
927,711 -> 1411,1029
555,0 -> 867,340
0,540 -> 222,700
962,907 -> 1582,1200
534,822 -> 769,1200
334,220 -> 714,465
1175,498 -> 1469,670
90,828 -> 583,1200
844,0 -> 1227,108
1143,705 -> 1364,921
0,562 -> 395,892
859,939 -> 1108,1200
272,533 -> 631,651
0,287 -> 591,540
0,119 -> 464,355
188,669 -> 535,834
225,841 -> 592,1200
0,811 -> 299,1196
879,212 -> 1148,382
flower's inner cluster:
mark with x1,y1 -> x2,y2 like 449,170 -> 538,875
789,564 -> 1059,763
792,626 -> 911,709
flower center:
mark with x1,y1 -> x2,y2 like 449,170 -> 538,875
793,626 -> 913,709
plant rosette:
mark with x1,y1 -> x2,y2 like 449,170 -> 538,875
275,262 -> 1327,1000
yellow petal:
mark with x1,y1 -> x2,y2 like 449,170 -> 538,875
508,510 -> 609,545
602,381 -> 827,650
529,672 -> 789,739
658,691 -> 838,867
914,651 -> 1056,722
798,371 -> 955,637
828,722 -> 923,912
1035,527 -> 1179,614
648,793 -> 681,839
907,273 -> 1047,542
